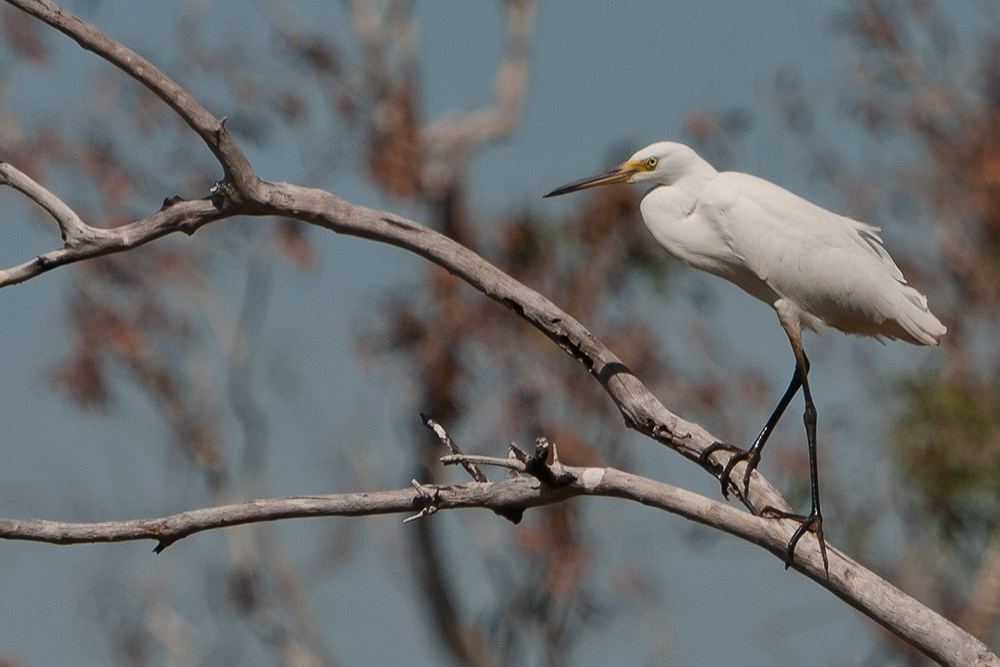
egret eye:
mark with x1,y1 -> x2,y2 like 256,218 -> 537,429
645,157 -> 658,169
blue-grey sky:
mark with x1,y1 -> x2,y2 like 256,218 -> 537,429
0,1 -> 941,665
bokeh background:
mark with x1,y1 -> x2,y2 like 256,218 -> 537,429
0,0 -> 995,665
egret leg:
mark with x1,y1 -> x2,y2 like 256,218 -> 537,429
702,365 -> 804,499
763,332 -> 829,575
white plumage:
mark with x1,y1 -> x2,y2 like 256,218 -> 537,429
545,140 -> 946,571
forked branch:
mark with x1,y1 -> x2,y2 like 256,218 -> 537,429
0,1 -> 996,665
4,0 -> 259,191
0,445 -> 992,666
0,162 -> 97,243
0,193 -> 226,288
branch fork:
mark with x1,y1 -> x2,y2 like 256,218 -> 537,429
0,1 -> 996,663
404,479 -> 442,524
0,162 -> 112,247
422,417 -> 575,524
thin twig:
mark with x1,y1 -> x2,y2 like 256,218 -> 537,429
0,197 -> 225,288
0,462 -> 994,667
440,453 -> 525,473
0,162 -> 104,245
0,2 -> 996,664
421,413 -> 488,482
4,0 -> 259,190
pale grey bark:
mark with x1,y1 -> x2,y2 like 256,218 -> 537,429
0,1 -> 996,666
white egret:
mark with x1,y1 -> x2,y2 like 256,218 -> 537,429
544,141 -> 946,571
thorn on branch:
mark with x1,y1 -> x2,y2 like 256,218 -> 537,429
153,538 -> 174,554
161,195 -> 185,210
535,436 -> 551,462
140,519 -> 176,553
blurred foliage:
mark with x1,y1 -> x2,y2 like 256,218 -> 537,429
895,375 -> 1000,548
11,0 -> 1000,664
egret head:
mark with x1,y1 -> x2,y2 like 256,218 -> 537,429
544,141 -> 707,198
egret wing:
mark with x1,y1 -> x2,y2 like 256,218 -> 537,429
699,174 -> 942,344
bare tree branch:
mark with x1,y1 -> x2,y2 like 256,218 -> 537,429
0,161 -> 103,244
422,412 -> 489,483
2,164 -> 752,516
4,0 -> 259,191
244,179 -> 776,504
0,460 -> 994,666
0,195 -> 226,288
1,1 -> 996,665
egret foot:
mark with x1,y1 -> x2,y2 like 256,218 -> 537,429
762,506 -> 829,576
699,442 -> 760,500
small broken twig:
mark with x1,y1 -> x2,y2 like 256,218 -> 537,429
404,479 -> 441,524
420,412 -> 488,482
445,437 -> 576,488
